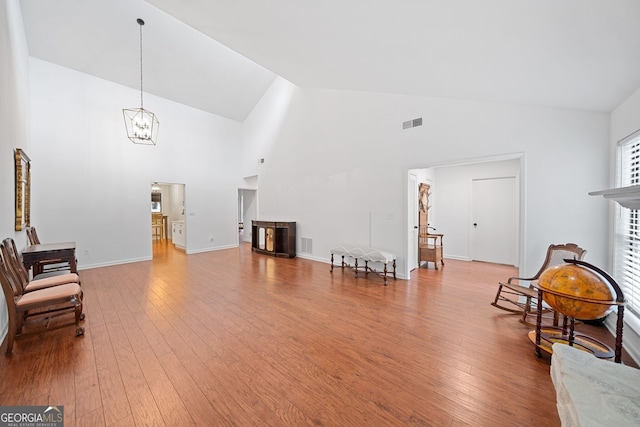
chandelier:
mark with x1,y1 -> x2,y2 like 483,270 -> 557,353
123,18 -> 159,145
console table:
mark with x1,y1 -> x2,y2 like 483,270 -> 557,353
22,242 -> 77,274
251,221 -> 296,258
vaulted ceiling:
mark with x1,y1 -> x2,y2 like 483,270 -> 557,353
20,0 -> 640,122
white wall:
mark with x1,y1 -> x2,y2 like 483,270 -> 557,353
0,0 -> 30,347
242,78 -> 299,179
28,58 -> 244,267
245,82 -> 610,279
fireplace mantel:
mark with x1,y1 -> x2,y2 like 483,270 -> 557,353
589,185 -> 640,209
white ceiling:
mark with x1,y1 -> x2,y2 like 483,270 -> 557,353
19,0 -> 277,122
20,0 -> 640,121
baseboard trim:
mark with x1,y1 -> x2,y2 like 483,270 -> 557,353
78,256 -> 152,271
187,244 -> 237,254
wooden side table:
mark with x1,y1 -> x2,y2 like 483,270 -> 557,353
22,242 -> 77,275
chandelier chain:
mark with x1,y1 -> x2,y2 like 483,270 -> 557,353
123,17 -> 158,145
139,21 -> 144,109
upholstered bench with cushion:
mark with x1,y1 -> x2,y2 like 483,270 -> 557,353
550,342 -> 640,426
330,244 -> 396,285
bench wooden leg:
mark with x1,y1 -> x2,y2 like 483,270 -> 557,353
383,264 -> 388,285
329,250 -> 396,286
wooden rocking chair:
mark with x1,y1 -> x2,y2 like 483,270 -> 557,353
491,243 -> 586,326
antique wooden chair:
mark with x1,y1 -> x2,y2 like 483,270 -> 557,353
0,238 -> 80,293
152,213 -> 164,240
0,256 -> 84,355
491,243 -> 586,325
0,239 -> 84,326
25,226 -> 39,245
418,225 -> 444,270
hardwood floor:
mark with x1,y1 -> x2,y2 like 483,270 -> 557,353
0,241 -> 635,426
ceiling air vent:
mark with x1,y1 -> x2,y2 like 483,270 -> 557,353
402,117 -> 423,130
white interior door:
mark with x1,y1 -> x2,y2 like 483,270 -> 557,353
470,177 -> 517,265
240,189 -> 257,243
408,174 -> 418,271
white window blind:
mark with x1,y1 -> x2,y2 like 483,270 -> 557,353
615,135 -> 640,316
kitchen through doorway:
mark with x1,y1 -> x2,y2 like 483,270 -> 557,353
151,182 -> 186,257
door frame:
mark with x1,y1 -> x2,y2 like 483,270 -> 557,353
408,174 -> 418,271
404,153 -> 525,280
238,188 -> 258,245
151,182 -> 186,256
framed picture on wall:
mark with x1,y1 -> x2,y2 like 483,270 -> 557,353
15,148 -> 31,231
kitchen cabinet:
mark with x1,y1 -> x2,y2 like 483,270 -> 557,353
172,220 -> 185,249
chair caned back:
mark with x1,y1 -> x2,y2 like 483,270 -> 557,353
533,243 -> 586,279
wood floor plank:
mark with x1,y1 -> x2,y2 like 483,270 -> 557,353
157,352 -> 228,425
135,346 -> 195,426
73,332 -> 102,419
1,241 -> 637,426
89,302 -> 133,425
106,317 -> 165,426
76,407 -> 106,427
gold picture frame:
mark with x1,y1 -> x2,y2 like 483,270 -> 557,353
15,148 -> 31,231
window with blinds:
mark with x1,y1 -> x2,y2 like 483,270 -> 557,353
615,135 -> 640,316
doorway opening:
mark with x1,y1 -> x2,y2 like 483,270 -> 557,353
406,155 -> 522,278
238,188 -> 257,246
151,182 -> 186,258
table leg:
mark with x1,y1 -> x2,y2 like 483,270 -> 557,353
70,252 -> 77,273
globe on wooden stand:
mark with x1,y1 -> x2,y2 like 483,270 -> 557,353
538,263 -> 614,320
529,259 -> 626,363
